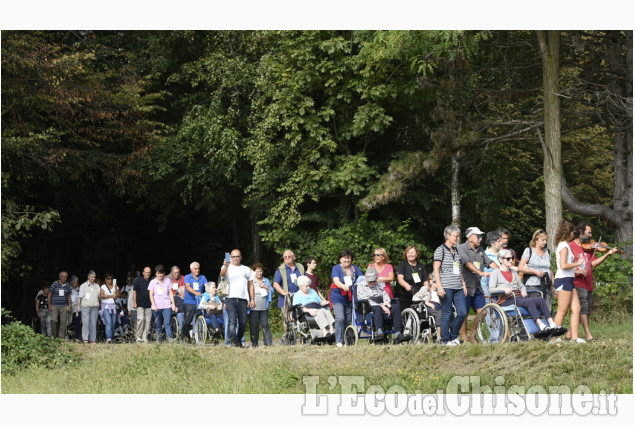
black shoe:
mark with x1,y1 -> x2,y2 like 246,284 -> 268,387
393,334 -> 411,345
550,326 -> 567,337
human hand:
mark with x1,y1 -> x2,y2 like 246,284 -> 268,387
382,306 -> 390,316
504,288 -> 512,294
521,291 -> 527,298
535,271 -> 544,278
438,287 -> 446,298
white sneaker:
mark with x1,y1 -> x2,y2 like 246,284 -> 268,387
571,338 -> 586,344
451,338 -> 461,345
446,340 -> 459,346
336,343 -> 343,347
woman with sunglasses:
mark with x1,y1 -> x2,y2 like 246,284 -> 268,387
488,249 -> 566,338
100,272 -> 120,343
367,248 -> 394,299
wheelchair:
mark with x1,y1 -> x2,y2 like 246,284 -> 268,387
283,297 -> 336,346
343,279 -> 418,346
193,296 -> 225,346
148,310 -> 180,343
407,301 -> 439,344
475,289 -> 546,343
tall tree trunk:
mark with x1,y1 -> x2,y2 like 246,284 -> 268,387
451,149 -> 461,227
536,30 -> 563,252
561,31 -> 633,256
251,215 -> 262,264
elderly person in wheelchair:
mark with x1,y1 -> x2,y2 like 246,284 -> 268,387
488,249 -> 566,339
292,276 -> 335,337
357,268 -> 409,344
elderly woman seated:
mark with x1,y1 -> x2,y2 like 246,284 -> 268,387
488,249 -> 567,338
357,268 -> 407,343
199,282 -> 223,334
292,276 -> 335,337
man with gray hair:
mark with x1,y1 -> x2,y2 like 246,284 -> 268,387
272,249 -> 305,309
48,271 -> 71,339
182,261 -> 207,342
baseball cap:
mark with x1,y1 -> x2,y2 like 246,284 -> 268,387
466,227 -> 485,237
365,267 -> 378,282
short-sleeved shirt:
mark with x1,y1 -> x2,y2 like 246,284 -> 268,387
274,263 -> 304,307
329,264 -> 362,305
133,277 -> 152,309
37,293 -> 49,310
148,277 -> 173,309
433,244 -> 463,290
395,260 -> 426,299
223,264 -> 251,301
367,263 -> 394,299
101,284 -> 117,305
457,242 -> 493,296
569,240 -> 597,291
521,247 -> 552,287
70,288 -> 79,313
183,273 -> 208,305
49,281 -> 72,306
168,275 -> 184,292
252,277 -> 272,311
555,241 -> 575,279
293,289 -> 323,307
306,273 -> 320,291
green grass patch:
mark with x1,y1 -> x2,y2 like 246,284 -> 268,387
2,318 -> 631,394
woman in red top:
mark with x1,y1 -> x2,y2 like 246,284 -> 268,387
367,247 -> 394,299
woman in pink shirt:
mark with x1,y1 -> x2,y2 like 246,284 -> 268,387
149,264 -> 178,342
367,247 -> 394,299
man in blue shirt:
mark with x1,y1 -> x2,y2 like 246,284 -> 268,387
182,261 -> 207,342
48,271 -> 71,339
272,250 -> 305,308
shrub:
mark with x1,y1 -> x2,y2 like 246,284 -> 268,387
1,309 -> 80,375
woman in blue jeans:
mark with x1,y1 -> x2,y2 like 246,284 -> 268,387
433,225 -> 468,346
100,272 -> 120,343
329,249 -> 362,347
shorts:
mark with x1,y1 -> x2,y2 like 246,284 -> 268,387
576,287 -> 593,316
465,289 -> 486,312
554,277 -> 574,292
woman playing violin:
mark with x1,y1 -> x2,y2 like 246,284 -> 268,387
568,222 -> 619,343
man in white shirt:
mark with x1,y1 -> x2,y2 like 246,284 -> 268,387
220,249 -> 255,347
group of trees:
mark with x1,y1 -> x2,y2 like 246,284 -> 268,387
2,30 -> 631,319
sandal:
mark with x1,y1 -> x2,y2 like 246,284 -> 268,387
587,337 -> 597,343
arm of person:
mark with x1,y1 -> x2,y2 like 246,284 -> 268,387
185,282 -> 201,297
396,273 -> 411,292
35,298 -> 40,315
100,287 -> 106,300
332,277 -> 350,291
219,262 -> 229,277
433,261 -> 444,297
559,247 -> 584,270
381,270 -> 395,284
133,290 -> 137,310
76,287 -> 82,312
149,289 -> 157,310
487,271 -> 505,295
169,290 -> 177,312
592,249 -> 617,268
47,291 -> 52,310
465,261 -> 488,277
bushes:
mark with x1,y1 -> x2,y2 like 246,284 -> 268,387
1,309 -> 80,375
592,253 -> 633,320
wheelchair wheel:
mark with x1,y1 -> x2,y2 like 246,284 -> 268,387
344,325 -> 358,346
170,316 -> 179,340
476,304 -> 509,344
400,308 -> 419,344
194,316 -> 207,346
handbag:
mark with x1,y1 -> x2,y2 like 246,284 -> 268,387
217,276 -> 229,297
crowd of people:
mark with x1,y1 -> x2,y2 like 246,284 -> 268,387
34,221 -> 618,347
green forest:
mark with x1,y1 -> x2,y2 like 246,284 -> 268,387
2,30 -> 632,320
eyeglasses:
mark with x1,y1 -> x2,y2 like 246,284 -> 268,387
106,277 -> 113,280
283,255 -> 293,259
231,255 -> 241,259
477,235 -> 484,239
374,253 -> 383,257
503,257 -> 513,261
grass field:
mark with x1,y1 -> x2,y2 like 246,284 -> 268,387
2,319 -> 632,394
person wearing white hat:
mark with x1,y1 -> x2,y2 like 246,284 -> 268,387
457,226 -> 498,343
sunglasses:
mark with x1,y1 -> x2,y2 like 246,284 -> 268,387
503,257 -> 513,261
374,253 -> 383,257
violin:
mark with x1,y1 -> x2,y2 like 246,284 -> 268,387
580,239 -> 624,255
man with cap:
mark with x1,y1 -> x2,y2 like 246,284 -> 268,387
356,267 -> 408,344
457,227 -> 498,343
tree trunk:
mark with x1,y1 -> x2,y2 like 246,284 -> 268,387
561,31 -> 633,256
536,31 -> 563,252
451,149 -> 461,227
251,215 -> 262,264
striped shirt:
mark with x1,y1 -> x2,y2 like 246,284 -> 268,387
49,280 -> 72,306
433,244 -> 463,290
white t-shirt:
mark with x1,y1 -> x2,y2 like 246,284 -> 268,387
101,284 -> 117,304
555,241 -> 575,279
223,264 -> 252,301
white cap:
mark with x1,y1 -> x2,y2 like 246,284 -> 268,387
466,227 -> 485,237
